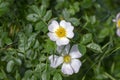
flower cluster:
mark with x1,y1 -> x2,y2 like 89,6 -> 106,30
47,20 -> 82,75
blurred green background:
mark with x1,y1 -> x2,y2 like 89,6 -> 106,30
0,0 -> 120,80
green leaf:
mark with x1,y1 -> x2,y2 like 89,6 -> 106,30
15,71 -> 21,80
24,70 -> 33,80
42,39 -> 56,54
87,43 -> 102,53
35,21 -> 44,31
53,73 -> 62,80
90,16 -> 96,24
62,9 -> 70,20
27,33 -> 37,48
41,70 -> 50,80
81,33 -> 92,44
40,6 -> 46,17
78,44 -> 86,55
26,13 -> 39,22
98,28 -> 109,38
18,33 -> 28,53
35,21 -> 47,33
81,0 -> 92,8
6,60 -> 14,72
43,10 -> 52,21
31,5 -> 40,15
0,72 -> 4,79
3,37 -> 12,45
69,18 -> 80,26
35,63 -> 46,72
0,2 -> 9,16
14,58 -> 22,66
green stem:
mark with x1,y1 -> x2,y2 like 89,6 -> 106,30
104,72 -> 116,80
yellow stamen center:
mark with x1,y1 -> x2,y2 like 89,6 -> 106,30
55,27 -> 66,38
117,19 -> 120,28
64,55 -> 71,63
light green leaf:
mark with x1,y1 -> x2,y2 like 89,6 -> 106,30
87,42 -> 102,53
90,16 -> 96,24
81,33 -> 92,44
14,58 -> 22,66
6,60 -> 14,72
40,6 -> 46,17
62,9 -> 70,20
53,73 -> 62,80
18,33 -> 28,53
69,18 -> 80,26
26,13 -> 39,22
42,70 -> 50,80
24,70 -> 33,80
31,5 -> 40,15
43,10 -> 52,21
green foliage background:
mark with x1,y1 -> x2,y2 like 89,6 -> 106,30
0,0 -> 120,80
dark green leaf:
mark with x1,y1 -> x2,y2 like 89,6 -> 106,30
35,21 -> 47,33
3,37 -> 12,45
78,44 -> 86,55
98,28 -> 109,38
15,71 -> 21,80
0,72 -> 4,79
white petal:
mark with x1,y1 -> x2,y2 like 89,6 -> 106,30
71,59 -> 81,73
60,20 -> 74,38
61,63 -> 73,75
47,32 -> 58,41
64,44 -> 70,54
49,55 -> 63,68
57,44 -> 70,56
56,38 -> 69,46
60,20 -> 67,29
48,20 -> 59,32
116,29 -> 120,37
60,20 -> 74,30
70,45 -> 82,58
57,45 -> 65,53
66,30 -> 74,38
65,23 -> 74,31
116,13 -> 120,20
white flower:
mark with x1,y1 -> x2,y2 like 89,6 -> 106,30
49,44 -> 82,75
47,20 -> 74,46
113,13 -> 120,36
